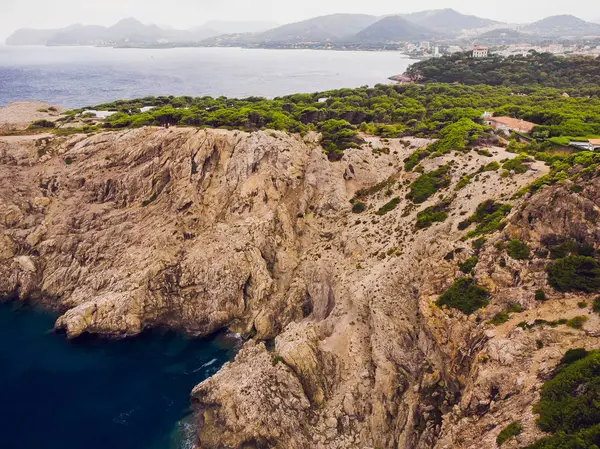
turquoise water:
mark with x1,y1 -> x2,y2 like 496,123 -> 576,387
0,301 -> 237,449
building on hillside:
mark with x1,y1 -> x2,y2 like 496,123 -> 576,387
483,114 -> 537,134
472,45 -> 489,58
570,139 -> 600,151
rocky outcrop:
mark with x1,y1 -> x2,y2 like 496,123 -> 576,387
2,126 -> 599,449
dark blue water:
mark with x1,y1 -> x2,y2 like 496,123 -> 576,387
0,301 -> 238,449
0,46 -> 416,108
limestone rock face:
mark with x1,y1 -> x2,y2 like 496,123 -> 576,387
2,127 -> 599,449
0,128 -> 346,338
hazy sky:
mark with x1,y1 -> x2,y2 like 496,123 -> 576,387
1,0 -> 599,39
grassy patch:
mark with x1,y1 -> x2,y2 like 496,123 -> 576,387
375,197 -> 401,216
459,256 -> 479,274
458,200 -> 512,238
404,148 -> 431,171
502,155 -> 531,174
566,316 -> 589,329
489,303 -> 524,326
518,319 -> 568,330
353,178 -> 394,200
455,175 -> 471,191
28,119 -> 55,129
594,297 -> 600,313
415,200 -> 451,229
407,166 -> 451,204
436,277 -> 490,315
497,421 -> 522,446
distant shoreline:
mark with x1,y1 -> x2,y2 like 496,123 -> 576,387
4,43 -> 415,53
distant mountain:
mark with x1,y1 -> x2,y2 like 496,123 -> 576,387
259,14 -> 378,42
402,8 -> 500,35
46,24 -> 111,46
5,28 -> 58,46
475,28 -> 533,45
203,20 -> 278,34
523,15 -> 600,37
355,16 -> 434,42
5,18 -> 274,46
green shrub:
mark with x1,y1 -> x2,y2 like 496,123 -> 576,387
549,240 -> 592,260
472,238 -> 486,251
594,297 -> 600,313
353,178 -> 394,199
455,175 -> 471,191
426,118 -> 487,154
497,421 -> 522,446
319,119 -> 361,161
546,256 -> 600,293
533,350 -> 600,436
29,119 -> 55,129
436,277 -> 490,315
352,202 -> 366,214
404,148 -> 431,171
489,311 -> 510,326
375,197 -> 401,216
578,301 -> 588,309
502,156 -> 530,174
416,200 -> 451,229
560,348 -> 589,366
481,161 -> 500,172
459,200 -> 512,238
490,303 -> 524,325
566,316 -> 589,329
535,290 -> 547,301
459,256 -> 479,274
507,239 -> 530,260
407,166 -> 451,204
526,424 -> 600,449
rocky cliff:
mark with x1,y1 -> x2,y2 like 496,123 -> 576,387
1,126 -> 599,449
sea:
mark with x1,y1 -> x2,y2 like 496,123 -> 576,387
0,301 -> 239,449
0,45 -> 417,107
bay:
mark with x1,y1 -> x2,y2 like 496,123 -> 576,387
0,301 -> 238,449
0,46 -> 416,108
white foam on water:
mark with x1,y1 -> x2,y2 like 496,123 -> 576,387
170,414 -> 197,449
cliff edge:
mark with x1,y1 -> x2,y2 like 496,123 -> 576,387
2,125 -> 599,449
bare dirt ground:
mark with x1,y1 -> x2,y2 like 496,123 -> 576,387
0,101 -> 63,132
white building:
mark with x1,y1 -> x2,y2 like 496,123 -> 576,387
472,45 -> 489,58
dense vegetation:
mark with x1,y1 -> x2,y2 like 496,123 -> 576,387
68,82 -> 600,159
406,52 -> 600,89
436,277 -> 490,315
546,256 -> 600,293
507,239 -> 530,260
526,350 -> 600,448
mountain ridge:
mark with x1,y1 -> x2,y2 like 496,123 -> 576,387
6,11 -> 600,46
355,15 -> 435,42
